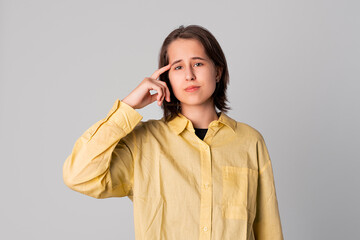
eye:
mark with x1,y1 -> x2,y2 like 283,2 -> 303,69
173,62 -> 203,70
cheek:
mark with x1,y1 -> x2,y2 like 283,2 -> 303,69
168,70 -> 179,81
168,79 -> 181,96
170,82 -> 181,93
169,72 -> 181,86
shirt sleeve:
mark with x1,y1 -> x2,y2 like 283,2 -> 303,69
253,134 -> 284,240
62,99 -> 143,199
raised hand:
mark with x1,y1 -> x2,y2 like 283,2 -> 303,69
121,64 -> 171,109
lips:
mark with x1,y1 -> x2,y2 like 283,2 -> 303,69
185,86 -> 200,91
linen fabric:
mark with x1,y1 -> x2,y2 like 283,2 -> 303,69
63,99 -> 283,240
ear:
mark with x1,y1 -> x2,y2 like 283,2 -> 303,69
216,66 -> 223,82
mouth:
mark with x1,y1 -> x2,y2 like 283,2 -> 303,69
185,86 -> 200,92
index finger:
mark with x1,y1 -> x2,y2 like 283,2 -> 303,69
151,63 -> 171,80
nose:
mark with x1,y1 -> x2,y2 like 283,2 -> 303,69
185,67 -> 196,81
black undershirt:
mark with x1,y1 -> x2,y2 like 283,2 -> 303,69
194,112 -> 220,140
194,128 -> 208,140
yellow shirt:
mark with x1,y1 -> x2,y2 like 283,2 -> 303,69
63,99 -> 284,240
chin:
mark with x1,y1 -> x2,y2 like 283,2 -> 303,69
176,92 -> 214,106
180,98 -> 214,107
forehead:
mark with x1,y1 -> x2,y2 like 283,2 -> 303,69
167,38 -> 208,61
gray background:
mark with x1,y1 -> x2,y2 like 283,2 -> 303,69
1,0 -> 359,239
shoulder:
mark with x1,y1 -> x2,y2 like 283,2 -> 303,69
130,118 -> 168,136
122,118 -> 170,151
221,112 -> 263,141
233,120 -> 266,143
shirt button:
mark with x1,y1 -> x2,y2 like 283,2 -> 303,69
203,226 -> 208,231
204,183 -> 209,189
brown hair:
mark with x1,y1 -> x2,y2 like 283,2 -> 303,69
158,24 -> 231,122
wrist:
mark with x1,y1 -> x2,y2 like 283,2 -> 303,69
121,97 -> 136,109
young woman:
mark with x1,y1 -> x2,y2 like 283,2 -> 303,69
63,25 -> 283,240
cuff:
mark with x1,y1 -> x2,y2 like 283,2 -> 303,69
106,99 -> 143,134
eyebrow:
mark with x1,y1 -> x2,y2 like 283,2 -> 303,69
170,57 -> 207,67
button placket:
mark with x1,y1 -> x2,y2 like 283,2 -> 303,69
199,141 -> 212,239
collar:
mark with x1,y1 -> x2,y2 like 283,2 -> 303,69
165,112 -> 237,135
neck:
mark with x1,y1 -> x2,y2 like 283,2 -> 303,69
180,101 -> 219,129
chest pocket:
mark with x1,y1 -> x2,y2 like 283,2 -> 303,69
221,166 -> 258,221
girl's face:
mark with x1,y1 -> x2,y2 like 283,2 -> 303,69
167,38 -> 221,109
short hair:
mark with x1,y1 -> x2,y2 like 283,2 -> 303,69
158,24 -> 231,122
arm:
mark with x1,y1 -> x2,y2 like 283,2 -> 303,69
63,63 -> 172,199
62,99 -> 143,199
253,135 -> 284,240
